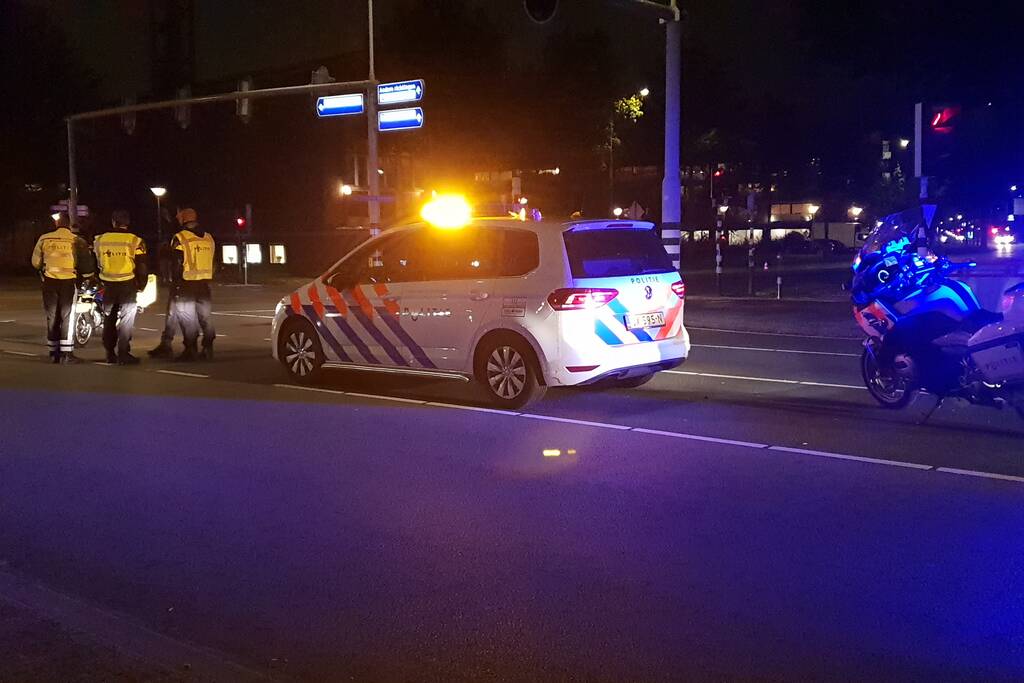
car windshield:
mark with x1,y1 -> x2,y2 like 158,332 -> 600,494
562,227 -> 675,278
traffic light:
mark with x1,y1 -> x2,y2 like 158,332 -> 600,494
235,216 -> 247,230
713,168 -> 724,178
929,105 -> 959,134
523,0 -> 558,23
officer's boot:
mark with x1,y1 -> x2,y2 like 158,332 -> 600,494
175,344 -> 198,362
50,349 -> 61,364
200,340 -> 214,361
148,341 -> 173,358
60,352 -> 82,364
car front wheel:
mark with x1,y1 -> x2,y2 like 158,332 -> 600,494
279,320 -> 324,384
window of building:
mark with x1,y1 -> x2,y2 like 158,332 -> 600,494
269,244 -> 287,264
245,243 -> 263,264
222,244 -> 239,265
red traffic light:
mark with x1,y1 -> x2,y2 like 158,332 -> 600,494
235,217 -> 246,229
930,106 -> 959,134
713,169 -> 724,178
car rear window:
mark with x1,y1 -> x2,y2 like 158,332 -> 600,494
562,228 -> 675,278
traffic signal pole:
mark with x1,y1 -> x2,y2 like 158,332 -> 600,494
366,0 -> 381,238
914,101 -> 927,200
63,78 -> 373,228
661,7 -> 681,232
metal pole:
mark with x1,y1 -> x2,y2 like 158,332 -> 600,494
914,101 -> 927,200
155,195 -> 162,244
67,120 -> 78,223
367,0 -> 381,237
660,11 -> 681,233
715,240 -> 723,296
609,116 -> 615,213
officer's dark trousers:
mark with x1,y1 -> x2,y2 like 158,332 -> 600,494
101,280 -> 138,359
41,277 -> 76,357
174,281 -> 215,350
159,283 -> 182,345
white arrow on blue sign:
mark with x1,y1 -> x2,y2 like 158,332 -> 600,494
377,79 -> 424,106
378,107 -> 424,132
316,93 -> 364,117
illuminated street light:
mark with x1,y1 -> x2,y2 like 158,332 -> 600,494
849,205 -> 864,219
612,207 -> 624,217
51,212 -> 61,222
519,196 -> 529,205
339,183 -> 353,196
898,139 -> 910,149
1012,185 -> 1018,192
150,187 -> 168,242
808,204 -> 821,216
718,204 -> 729,215
639,87 -> 650,98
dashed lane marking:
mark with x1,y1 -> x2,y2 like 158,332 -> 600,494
2,349 -> 37,357
273,384 -> 1018,484
666,369 -> 866,391
212,312 -> 274,319
688,326 -> 859,341
155,370 -> 209,379
693,343 -> 859,358
138,327 -> 159,332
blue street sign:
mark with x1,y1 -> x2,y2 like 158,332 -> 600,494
316,93 -> 364,117
377,79 -> 425,106
378,107 -> 424,132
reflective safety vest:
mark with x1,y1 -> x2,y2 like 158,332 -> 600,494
31,227 -> 80,280
174,229 -> 215,281
94,230 -> 146,282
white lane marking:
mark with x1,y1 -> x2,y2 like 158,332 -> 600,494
669,370 -> 798,384
156,370 -> 209,379
519,413 -> 632,430
273,383 -> 345,396
693,343 -> 859,358
688,326 -> 859,341
212,312 -> 274,319
263,338 -> 272,342
138,327 -> 159,332
2,349 -> 37,357
0,320 -> 14,324
632,427 -> 768,449
424,401 -> 520,416
270,384 -> 1021,485
936,467 -> 1024,483
666,370 -> 866,391
344,391 -> 425,405
217,309 -> 276,314
768,445 -> 932,470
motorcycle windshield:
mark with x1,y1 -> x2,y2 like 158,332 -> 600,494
859,205 -> 937,259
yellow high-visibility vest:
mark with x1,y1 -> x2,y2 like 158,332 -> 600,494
174,229 -> 215,281
31,227 -> 78,279
94,231 -> 146,282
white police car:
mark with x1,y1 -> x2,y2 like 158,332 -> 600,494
271,200 -> 689,408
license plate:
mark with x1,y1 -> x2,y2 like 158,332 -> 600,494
624,312 -> 665,330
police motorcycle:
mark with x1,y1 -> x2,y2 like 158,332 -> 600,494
73,274 -> 159,347
850,207 -> 1024,419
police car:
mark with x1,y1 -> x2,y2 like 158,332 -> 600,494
271,197 -> 690,408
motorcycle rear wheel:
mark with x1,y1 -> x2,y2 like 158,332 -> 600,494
861,347 -> 915,409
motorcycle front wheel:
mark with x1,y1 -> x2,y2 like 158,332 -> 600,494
74,315 -> 94,347
861,347 -> 915,409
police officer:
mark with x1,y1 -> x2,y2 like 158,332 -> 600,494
30,213 -> 95,363
93,210 -> 147,365
170,208 -> 216,361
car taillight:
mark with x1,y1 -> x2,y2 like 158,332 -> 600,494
547,288 -> 618,311
671,281 -> 686,299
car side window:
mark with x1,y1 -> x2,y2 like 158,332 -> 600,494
500,229 -> 539,277
422,227 -> 501,281
324,231 -> 431,287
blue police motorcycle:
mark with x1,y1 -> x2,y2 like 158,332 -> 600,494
850,208 -> 1024,418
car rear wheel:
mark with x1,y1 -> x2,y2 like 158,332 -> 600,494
475,333 -> 546,409
279,320 -> 324,384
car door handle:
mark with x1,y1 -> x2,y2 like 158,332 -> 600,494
470,291 -> 489,301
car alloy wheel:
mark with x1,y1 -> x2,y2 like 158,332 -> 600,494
487,345 -> 527,400
285,329 -> 317,378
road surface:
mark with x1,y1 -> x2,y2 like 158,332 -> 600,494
1,277 -> 1022,681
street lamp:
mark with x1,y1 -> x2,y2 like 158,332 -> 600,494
613,207 -> 624,218
150,187 -> 167,243
339,183 -> 353,196
608,86 -> 650,214
899,139 -> 910,149
51,212 -> 61,223
519,196 -> 529,205
849,205 -> 863,220
639,87 -> 650,98
717,204 -> 729,215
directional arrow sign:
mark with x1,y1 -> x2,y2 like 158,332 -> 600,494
377,79 -> 424,106
316,93 -> 364,117
378,107 -> 424,132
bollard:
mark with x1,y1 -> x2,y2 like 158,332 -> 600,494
715,242 -> 723,296
747,246 -> 755,296
776,252 -> 783,299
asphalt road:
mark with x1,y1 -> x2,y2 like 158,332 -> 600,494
1,275 -> 1023,681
